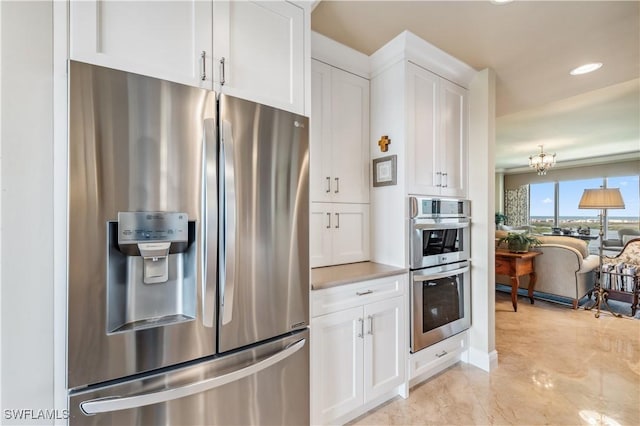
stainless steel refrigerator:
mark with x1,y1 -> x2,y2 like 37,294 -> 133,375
67,61 -> 309,425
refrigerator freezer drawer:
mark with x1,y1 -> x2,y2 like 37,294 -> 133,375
69,329 -> 309,425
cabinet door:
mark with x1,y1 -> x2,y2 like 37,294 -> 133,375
406,62 -> 440,195
440,80 -> 468,198
330,68 -> 370,203
332,204 -> 370,265
310,203 -> 333,268
310,60 -> 333,203
70,0 -> 212,89
215,1 -> 305,113
363,296 -> 405,402
311,307 -> 364,424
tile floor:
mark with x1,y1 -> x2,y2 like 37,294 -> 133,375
349,291 -> 640,425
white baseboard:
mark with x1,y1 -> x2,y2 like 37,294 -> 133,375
466,347 -> 498,372
330,386 -> 404,426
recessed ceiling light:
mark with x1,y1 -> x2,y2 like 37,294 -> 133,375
491,0 -> 514,4
570,62 -> 603,76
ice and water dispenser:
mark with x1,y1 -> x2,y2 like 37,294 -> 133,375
106,212 -> 197,334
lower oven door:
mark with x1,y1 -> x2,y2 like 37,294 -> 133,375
411,262 -> 470,353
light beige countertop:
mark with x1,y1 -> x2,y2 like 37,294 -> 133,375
311,261 -> 408,290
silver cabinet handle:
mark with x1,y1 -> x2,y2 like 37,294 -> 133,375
80,339 -> 306,414
334,177 -> 340,193
357,318 -> 364,338
200,51 -> 206,81
220,57 -> 226,85
435,350 -> 448,358
442,172 -> 448,188
435,171 -> 442,187
326,212 -> 331,229
203,117 -> 217,327
220,120 -> 236,325
335,213 -> 340,229
367,315 -> 373,335
325,177 -> 331,193
356,290 -> 373,296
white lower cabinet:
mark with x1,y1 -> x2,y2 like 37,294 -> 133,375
310,203 -> 370,268
311,274 -> 407,425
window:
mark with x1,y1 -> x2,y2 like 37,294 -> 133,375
529,182 -> 555,233
559,178 -> 603,233
606,176 -> 640,240
527,176 -> 639,245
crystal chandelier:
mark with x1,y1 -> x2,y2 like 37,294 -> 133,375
528,145 -> 556,175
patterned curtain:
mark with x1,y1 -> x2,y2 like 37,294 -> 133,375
504,185 -> 529,226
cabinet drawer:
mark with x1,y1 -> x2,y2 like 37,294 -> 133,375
409,332 -> 466,382
312,274 -> 407,317
494,258 -> 512,275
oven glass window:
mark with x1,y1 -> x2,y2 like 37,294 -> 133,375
422,275 -> 464,332
422,229 -> 461,255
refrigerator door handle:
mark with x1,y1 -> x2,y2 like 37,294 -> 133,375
79,338 -> 307,415
220,119 -> 236,325
202,117 -> 217,328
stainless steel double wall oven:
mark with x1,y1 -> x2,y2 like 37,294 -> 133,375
409,196 -> 471,352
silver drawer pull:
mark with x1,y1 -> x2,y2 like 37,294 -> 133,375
356,290 -> 373,296
435,350 -> 448,358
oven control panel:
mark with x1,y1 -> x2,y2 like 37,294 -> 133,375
409,196 -> 470,219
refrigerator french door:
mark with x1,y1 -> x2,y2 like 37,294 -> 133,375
68,61 -> 309,425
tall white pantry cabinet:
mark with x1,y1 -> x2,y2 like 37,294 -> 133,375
70,0 -> 307,115
310,59 -> 370,268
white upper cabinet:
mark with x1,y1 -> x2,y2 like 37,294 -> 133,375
406,62 -> 468,197
310,202 -> 370,268
440,79 -> 468,197
70,0 -> 307,114
311,59 -> 370,203
70,1 -> 213,89
214,1 -> 305,113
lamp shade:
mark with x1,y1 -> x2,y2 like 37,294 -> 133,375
578,188 -> 625,209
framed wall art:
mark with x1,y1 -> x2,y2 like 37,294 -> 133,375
372,155 -> 397,187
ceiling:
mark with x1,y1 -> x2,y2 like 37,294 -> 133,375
311,0 -> 640,172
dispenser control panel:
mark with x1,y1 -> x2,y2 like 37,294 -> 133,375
117,212 -> 188,244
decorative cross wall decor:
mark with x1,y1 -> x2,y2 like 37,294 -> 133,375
378,135 -> 391,152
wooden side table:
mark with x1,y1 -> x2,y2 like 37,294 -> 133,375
495,250 -> 542,312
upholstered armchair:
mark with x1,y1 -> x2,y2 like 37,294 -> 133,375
496,234 -> 599,308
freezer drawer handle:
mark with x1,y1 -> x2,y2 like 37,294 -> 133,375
79,338 -> 307,415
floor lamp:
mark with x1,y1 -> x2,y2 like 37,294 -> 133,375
578,188 -> 625,318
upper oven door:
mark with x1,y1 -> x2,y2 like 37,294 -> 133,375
410,218 -> 470,269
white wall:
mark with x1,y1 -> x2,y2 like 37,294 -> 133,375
1,1 -> 57,424
466,68 -> 498,371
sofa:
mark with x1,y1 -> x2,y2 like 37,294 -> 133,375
496,231 -> 599,308
602,228 -> 640,253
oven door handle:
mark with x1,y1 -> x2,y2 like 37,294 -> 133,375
412,220 -> 469,230
412,266 -> 470,282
